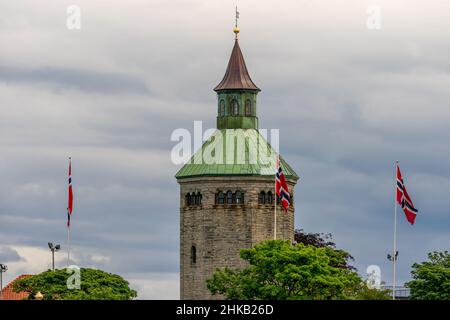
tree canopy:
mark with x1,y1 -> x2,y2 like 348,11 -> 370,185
14,268 -> 137,300
294,229 -> 336,248
406,251 -> 450,300
294,229 -> 356,271
206,240 -> 382,300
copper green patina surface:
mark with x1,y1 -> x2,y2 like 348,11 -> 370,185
175,129 -> 299,180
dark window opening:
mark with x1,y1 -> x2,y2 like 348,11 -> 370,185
267,191 -> 273,204
245,99 -> 252,116
231,99 -> 239,116
217,191 -> 225,204
191,246 -> 196,264
235,191 -> 244,204
259,191 -> 266,204
219,99 -> 225,116
226,190 -> 233,204
186,192 -> 202,206
195,192 -> 202,206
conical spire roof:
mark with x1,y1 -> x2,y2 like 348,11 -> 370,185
214,40 -> 260,92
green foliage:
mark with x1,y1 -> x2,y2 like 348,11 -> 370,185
405,251 -> 450,300
13,268 -> 137,300
352,283 -> 391,300
207,240 -> 364,300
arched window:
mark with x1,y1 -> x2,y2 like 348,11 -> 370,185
217,191 -> 225,204
185,193 -> 191,206
190,193 -> 195,206
191,246 -> 196,264
195,192 -> 202,206
245,99 -> 252,116
231,99 -> 239,116
235,191 -> 244,204
267,191 -> 273,204
219,99 -> 225,116
259,191 -> 266,204
226,190 -> 233,204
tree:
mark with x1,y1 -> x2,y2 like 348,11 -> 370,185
14,268 -> 137,300
295,229 -> 356,271
294,229 -> 336,248
207,240 -> 362,300
352,283 -> 391,300
405,251 -> 450,300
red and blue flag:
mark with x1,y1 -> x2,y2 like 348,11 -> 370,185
276,159 -> 290,212
396,165 -> 418,225
67,158 -> 73,227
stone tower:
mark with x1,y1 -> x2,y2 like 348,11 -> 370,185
176,29 -> 299,300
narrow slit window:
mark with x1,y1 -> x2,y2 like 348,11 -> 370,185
231,99 -> 239,116
191,246 -> 196,264
219,99 -> 225,116
245,99 -> 252,116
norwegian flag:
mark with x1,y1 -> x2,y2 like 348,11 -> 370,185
67,158 -> 73,227
396,165 -> 418,225
276,158 -> 291,212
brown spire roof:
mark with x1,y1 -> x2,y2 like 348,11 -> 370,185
214,40 -> 260,92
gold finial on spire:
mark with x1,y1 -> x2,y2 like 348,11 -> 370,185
233,5 -> 240,39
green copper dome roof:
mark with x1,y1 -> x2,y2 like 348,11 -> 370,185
175,129 -> 299,180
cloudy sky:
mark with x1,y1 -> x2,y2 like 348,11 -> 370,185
1,0 -> 449,299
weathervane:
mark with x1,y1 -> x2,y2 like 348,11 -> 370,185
234,5 -> 240,39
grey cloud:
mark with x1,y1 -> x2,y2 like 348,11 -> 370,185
0,66 -> 150,94
0,246 -> 23,263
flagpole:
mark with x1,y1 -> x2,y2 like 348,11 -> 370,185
274,155 -> 278,240
392,160 -> 398,300
67,222 -> 71,266
67,157 -> 72,267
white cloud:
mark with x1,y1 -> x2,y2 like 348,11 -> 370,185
127,273 -> 179,300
